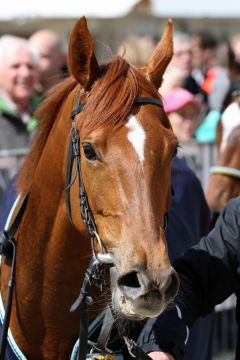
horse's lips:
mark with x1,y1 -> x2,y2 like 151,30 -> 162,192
112,290 -> 146,320
119,295 -> 135,316
109,267 -> 139,317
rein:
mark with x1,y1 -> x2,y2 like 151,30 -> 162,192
210,165 -> 240,179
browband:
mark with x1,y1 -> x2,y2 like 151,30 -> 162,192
134,96 -> 163,108
70,96 -> 164,121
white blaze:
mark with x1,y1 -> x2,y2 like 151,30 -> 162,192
221,102 -> 240,151
126,116 -> 146,165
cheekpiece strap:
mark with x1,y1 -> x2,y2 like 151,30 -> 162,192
71,103 -> 85,120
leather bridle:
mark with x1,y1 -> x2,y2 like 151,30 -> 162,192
0,94 -> 166,360
66,95 -> 166,359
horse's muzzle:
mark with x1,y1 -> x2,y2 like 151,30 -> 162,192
110,266 -> 179,320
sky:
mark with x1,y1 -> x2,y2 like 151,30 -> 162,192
1,0 -> 138,19
1,0 -> 240,20
153,0 -> 240,17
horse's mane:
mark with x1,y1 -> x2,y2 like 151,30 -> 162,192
17,77 -> 77,194
17,56 -> 157,195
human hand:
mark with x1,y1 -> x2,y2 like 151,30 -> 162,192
148,351 -> 175,360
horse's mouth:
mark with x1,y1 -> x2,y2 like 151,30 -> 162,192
119,294 -> 146,320
112,288 -> 166,321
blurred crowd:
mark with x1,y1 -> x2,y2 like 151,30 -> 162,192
1,26 -> 240,151
0,29 -> 67,151
119,28 -> 240,145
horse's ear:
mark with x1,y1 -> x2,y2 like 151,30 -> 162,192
141,20 -> 173,89
68,16 -> 100,89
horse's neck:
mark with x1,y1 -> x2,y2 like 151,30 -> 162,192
0,100 -> 93,359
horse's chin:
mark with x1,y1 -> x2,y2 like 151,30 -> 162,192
112,287 -> 166,321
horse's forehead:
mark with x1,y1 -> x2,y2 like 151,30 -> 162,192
125,113 -> 170,167
126,115 -> 146,165
221,102 -> 240,151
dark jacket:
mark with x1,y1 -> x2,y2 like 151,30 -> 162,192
138,196 -> 240,360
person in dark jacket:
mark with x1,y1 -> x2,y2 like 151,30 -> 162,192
138,196 -> 240,360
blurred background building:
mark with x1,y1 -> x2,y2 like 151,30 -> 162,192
1,0 -> 240,61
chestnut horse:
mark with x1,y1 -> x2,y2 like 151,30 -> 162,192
0,17 -> 179,359
206,98 -> 240,212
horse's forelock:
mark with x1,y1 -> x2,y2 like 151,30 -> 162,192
79,56 -> 139,135
80,56 -> 158,136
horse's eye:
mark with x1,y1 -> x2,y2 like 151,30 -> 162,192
83,143 -> 99,161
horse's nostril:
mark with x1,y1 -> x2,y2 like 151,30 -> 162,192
117,271 -> 150,299
118,271 -> 140,288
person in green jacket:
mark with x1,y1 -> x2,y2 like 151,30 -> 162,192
0,35 -> 41,150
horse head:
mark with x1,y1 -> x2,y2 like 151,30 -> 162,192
67,17 -> 179,320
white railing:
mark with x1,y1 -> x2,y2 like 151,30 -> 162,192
0,142 -> 217,193
178,140 -> 216,191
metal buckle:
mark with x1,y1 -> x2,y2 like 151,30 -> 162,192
123,337 -> 137,358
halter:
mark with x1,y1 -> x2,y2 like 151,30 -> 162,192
66,95 -> 165,360
210,165 -> 240,179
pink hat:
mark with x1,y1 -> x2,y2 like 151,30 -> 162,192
163,88 -> 197,113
